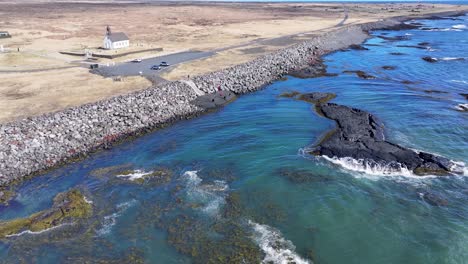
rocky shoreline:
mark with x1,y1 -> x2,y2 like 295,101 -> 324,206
282,91 -> 457,176
0,10 -> 466,188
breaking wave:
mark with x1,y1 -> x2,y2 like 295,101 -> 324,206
248,220 -> 311,264
182,171 -> 229,216
452,24 -> 466,29
116,170 -> 154,181
322,156 -> 414,177
322,156 -> 467,178
439,57 -> 466,61
450,80 -> 468,84
96,199 -> 136,236
6,223 -> 73,238
455,103 -> 468,111
423,28 -> 462,32
84,196 -> 93,204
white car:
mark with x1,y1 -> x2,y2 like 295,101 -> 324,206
131,58 -> 142,63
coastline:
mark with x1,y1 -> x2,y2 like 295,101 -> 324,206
0,9 -> 467,187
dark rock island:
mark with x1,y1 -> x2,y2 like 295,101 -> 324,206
283,92 -> 457,176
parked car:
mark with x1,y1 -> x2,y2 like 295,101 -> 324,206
131,58 -> 142,63
151,65 -> 161,70
159,61 -> 169,67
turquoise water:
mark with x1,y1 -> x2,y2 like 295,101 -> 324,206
1,16 -> 467,263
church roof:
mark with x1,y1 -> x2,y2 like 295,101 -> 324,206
107,32 -> 129,42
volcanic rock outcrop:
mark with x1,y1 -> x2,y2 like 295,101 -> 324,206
287,92 -> 456,176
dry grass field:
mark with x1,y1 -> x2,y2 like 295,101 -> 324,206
0,1 -> 465,122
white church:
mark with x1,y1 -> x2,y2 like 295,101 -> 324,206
103,26 -> 129,50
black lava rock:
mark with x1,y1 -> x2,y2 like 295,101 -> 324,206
422,56 -> 438,63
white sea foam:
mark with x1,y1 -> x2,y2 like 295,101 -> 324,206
455,103 -> 468,111
6,223 -> 73,238
96,199 -> 136,236
84,196 -> 93,204
321,155 -> 467,179
322,156 -> 415,177
452,24 -> 467,29
424,28 -> 462,32
116,170 -> 154,181
440,57 -> 466,61
182,171 -> 229,216
449,161 -> 468,176
450,80 -> 468,84
248,220 -> 311,264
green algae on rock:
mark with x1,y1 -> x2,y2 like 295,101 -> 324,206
276,167 -> 333,184
90,164 -> 173,186
343,70 -> 376,80
279,91 -> 301,98
0,188 -> 15,206
0,189 -> 92,238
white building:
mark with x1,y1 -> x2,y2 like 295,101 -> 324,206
103,26 -> 129,50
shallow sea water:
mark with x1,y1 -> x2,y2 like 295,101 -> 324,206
0,15 -> 467,264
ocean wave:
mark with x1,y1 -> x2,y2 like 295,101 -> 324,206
423,28 -> 462,32
116,170 -> 154,181
322,156 -> 415,177
439,57 -> 466,61
6,223 -> 73,238
322,156 -> 467,178
248,220 -> 311,264
450,80 -> 468,84
449,161 -> 468,176
84,196 -> 93,204
455,103 -> 468,111
452,24 -> 467,29
182,171 -> 229,216
96,199 -> 136,236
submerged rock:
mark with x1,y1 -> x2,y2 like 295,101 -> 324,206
289,59 -> 338,79
401,80 -> 416,85
0,189 -> 92,238
343,70 -> 376,80
420,191 -> 448,206
423,90 -> 448,94
455,103 -> 468,112
348,44 -> 369,51
396,44 -> 428,49
116,168 -> 173,185
382,23 -> 422,30
279,91 -> 301,99
0,189 -> 15,206
382,66 -> 396,70
279,91 -> 336,106
377,35 -> 410,41
277,168 -> 332,184
390,52 -> 406,56
288,92 -> 456,176
422,56 -> 438,63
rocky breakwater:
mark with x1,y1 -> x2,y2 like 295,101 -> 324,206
283,92 -> 458,176
0,10 -> 466,187
0,24 -> 380,187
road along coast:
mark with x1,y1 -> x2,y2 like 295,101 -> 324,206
0,10 -> 466,188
